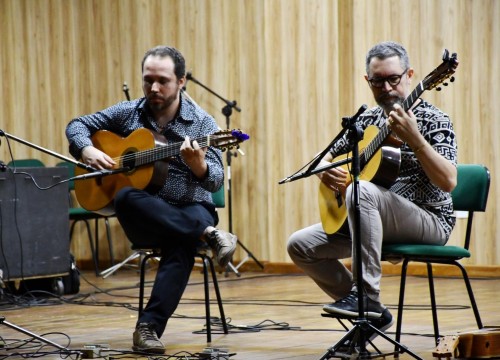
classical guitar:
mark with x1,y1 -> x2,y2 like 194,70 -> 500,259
433,329 -> 500,359
74,128 -> 249,215
319,49 -> 459,234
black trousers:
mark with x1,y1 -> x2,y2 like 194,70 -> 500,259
114,187 -> 218,337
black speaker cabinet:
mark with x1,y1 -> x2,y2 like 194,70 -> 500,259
0,167 -> 70,281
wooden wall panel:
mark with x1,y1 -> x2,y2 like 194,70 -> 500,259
0,0 -> 498,268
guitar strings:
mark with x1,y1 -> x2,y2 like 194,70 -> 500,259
108,136 -> 212,167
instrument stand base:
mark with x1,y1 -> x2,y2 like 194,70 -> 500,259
225,239 -> 265,277
319,317 -> 423,360
99,250 -> 146,278
0,316 -> 79,355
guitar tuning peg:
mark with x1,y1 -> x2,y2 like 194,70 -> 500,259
443,82 -> 449,86
450,76 -> 455,82
436,86 -> 442,91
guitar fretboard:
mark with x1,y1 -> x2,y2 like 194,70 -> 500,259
117,135 -> 212,168
362,81 -> 426,164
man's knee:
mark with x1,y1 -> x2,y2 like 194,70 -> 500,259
346,180 -> 380,208
114,186 -> 135,210
287,230 -> 307,260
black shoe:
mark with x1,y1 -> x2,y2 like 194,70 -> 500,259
132,323 -> 165,354
366,308 -> 394,342
205,229 -> 237,267
322,291 -> 386,318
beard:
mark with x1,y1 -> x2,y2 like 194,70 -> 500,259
376,93 -> 405,115
146,91 -> 179,113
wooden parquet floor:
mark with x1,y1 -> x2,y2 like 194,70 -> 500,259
1,265 -> 499,360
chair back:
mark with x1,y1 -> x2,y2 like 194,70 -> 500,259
451,164 -> 490,250
212,186 -> 225,208
7,159 -> 45,167
452,164 -> 490,212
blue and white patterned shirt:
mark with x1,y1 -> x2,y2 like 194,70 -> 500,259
330,100 -> 458,238
66,95 -> 224,206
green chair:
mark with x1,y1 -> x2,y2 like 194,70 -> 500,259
382,164 -> 490,345
57,162 -> 115,275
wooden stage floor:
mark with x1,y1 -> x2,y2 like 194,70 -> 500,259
1,265 -> 499,359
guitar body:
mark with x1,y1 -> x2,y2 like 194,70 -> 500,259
457,329 -> 500,359
74,128 -> 168,215
433,329 -> 500,359
318,125 -> 401,235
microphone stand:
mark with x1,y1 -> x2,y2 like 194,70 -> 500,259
280,106 -> 422,359
186,73 -> 264,276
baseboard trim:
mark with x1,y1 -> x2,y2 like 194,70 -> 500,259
229,260 -> 500,278
77,258 -> 500,278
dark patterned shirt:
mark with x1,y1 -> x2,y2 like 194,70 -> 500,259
330,100 -> 457,238
66,95 -> 224,206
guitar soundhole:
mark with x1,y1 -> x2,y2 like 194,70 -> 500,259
122,150 -> 137,171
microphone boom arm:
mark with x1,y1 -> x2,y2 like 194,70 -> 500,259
0,129 -> 96,172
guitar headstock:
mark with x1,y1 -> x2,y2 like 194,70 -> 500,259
210,129 -> 250,151
422,49 -> 458,91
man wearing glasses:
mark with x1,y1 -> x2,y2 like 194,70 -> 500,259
287,41 -> 457,343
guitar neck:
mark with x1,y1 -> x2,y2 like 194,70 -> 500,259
402,82 -> 425,112
132,135 -> 212,167
363,82 -> 426,162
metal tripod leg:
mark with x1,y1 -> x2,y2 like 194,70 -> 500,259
319,319 -> 423,360
0,316 -> 79,355
99,250 -> 143,278
225,238 -> 265,277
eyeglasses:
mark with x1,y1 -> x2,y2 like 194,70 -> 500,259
367,69 -> 408,88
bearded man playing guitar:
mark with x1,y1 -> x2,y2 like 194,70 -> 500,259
66,46 -> 238,354
287,41 -> 458,342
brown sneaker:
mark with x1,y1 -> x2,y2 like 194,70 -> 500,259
205,229 -> 237,267
132,323 -> 165,354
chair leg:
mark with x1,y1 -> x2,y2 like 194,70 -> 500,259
138,252 -> 156,316
94,218 -> 100,274
426,263 -> 440,345
201,256 -> 212,343
197,254 -> 229,342
104,217 -> 115,267
454,260 -> 483,329
395,258 -> 410,352
206,255 -> 229,335
71,219 -> 99,276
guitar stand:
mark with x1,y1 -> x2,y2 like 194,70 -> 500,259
0,316 -> 79,355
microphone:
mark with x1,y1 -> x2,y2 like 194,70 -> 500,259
123,82 -> 130,101
72,167 -> 130,181
183,72 -> 192,91
342,104 -> 368,128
